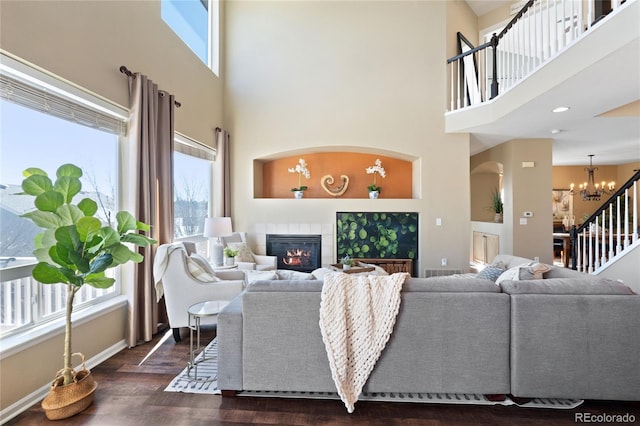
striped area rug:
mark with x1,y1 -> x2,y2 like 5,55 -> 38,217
164,338 -> 221,394
238,390 -> 583,409
165,338 -> 582,410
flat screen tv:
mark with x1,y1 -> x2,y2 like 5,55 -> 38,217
336,212 -> 418,261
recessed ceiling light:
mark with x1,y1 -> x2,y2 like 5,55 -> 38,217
551,129 -> 562,134
552,106 -> 570,113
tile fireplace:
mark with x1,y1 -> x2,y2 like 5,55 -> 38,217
266,234 -> 322,272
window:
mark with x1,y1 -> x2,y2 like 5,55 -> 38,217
162,0 -> 220,75
173,134 -> 215,255
0,55 -> 127,337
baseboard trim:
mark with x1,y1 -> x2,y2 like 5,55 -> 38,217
0,339 -> 127,425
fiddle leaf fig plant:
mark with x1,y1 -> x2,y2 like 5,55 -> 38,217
20,164 -> 156,385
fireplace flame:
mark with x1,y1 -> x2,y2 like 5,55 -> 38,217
282,248 -> 312,266
267,234 -> 321,271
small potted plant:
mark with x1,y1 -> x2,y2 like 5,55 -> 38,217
341,254 -> 356,270
19,164 -> 156,420
489,188 -> 504,223
288,158 -> 311,198
365,159 -> 386,199
223,246 -> 239,266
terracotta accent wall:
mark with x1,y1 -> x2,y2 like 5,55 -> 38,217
260,153 -> 412,199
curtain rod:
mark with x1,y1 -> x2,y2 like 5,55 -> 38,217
119,65 -> 181,108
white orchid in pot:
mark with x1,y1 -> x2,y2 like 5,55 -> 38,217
365,159 -> 386,199
19,164 -> 156,420
288,158 -> 311,198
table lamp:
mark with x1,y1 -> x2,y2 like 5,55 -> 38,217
203,217 -> 233,267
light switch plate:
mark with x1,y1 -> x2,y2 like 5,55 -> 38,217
520,218 -> 528,225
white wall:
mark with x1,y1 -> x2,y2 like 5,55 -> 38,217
224,0 -> 472,272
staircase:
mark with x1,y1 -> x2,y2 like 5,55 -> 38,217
447,0 -> 638,276
570,170 -> 640,273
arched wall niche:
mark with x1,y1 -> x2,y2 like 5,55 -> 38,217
471,160 -> 504,222
254,147 -> 418,199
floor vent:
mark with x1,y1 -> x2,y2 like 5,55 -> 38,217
424,269 -> 462,278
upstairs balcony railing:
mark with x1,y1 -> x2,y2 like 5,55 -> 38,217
570,170 -> 640,272
447,0 -> 628,111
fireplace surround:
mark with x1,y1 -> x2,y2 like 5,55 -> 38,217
250,223 -> 333,269
266,234 -> 322,272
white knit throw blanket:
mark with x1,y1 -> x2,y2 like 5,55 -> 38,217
319,272 -> 408,413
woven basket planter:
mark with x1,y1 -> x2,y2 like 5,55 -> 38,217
41,354 -> 98,421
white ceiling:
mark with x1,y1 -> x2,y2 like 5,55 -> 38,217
465,0 -> 512,16
463,0 -> 640,166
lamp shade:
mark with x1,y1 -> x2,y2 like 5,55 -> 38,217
203,217 -> 233,238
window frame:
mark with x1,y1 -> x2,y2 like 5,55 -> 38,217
0,52 -> 129,342
173,132 -> 216,256
161,0 -> 220,76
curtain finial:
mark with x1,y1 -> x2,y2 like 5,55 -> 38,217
119,65 -> 134,78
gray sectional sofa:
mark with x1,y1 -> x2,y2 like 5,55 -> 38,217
217,254 -> 640,401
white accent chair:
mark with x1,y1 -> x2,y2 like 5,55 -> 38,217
221,232 -> 277,271
153,243 -> 245,342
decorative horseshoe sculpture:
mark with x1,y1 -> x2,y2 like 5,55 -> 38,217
320,174 -> 349,197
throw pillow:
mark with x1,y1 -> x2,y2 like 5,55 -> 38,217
189,253 -> 216,274
276,270 -> 315,280
476,265 -> 506,282
246,270 -> 278,284
186,256 -> 219,282
489,260 -> 507,270
311,267 -> 334,280
495,262 -> 551,285
226,242 -> 255,263
495,267 -> 520,284
519,261 -> 550,280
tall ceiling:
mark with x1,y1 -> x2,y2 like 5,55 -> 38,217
463,0 -> 640,166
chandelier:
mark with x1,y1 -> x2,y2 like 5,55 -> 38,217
569,155 -> 615,201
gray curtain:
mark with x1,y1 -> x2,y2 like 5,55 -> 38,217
126,73 -> 175,346
214,128 -> 231,217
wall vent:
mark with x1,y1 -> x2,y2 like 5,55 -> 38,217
424,268 -> 462,278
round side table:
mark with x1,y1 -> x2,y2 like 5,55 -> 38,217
187,300 -> 229,381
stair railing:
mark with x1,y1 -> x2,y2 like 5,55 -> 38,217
447,0 -> 627,111
570,169 -> 640,272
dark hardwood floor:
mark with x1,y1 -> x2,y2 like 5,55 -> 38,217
7,326 -> 639,425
